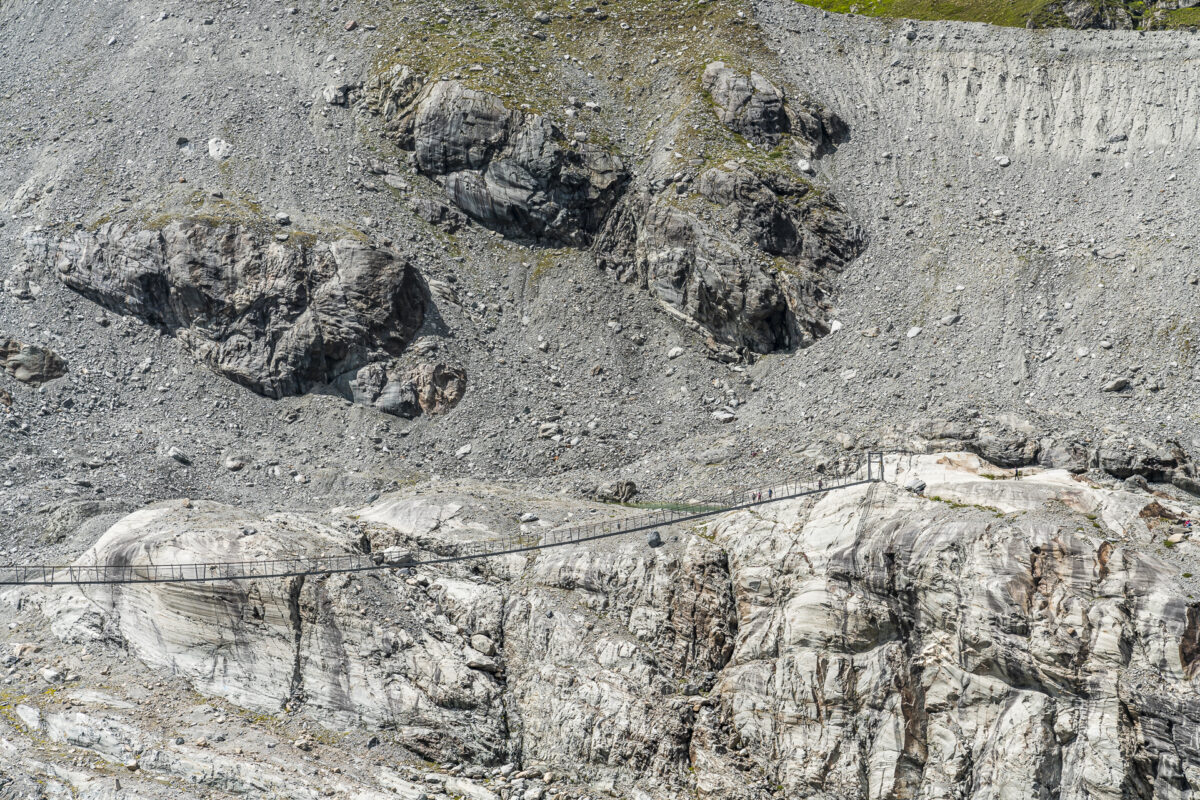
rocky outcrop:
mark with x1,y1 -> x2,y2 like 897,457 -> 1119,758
369,68 -> 628,245
348,361 -> 466,419
24,455 -> 1200,799
907,418 -> 1200,492
701,62 -> 847,155
596,162 -> 862,354
55,501 -> 508,763
0,337 -> 66,385
25,221 -> 437,414
707,456 -> 1200,799
1031,0 -> 1136,28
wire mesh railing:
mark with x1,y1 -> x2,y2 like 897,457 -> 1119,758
0,453 -> 886,586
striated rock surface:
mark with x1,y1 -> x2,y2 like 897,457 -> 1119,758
53,500 -> 508,763
18,455 -> 1200,798
702,61 -> 846,155
24,221 -> 431,411
369,69 -> 628,245
0,336 -> 67,385
348,361 -> 467,418
596,161 -> 862,354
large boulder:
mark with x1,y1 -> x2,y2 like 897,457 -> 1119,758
1098,435 -> 1185,481
595,162 -> 862,354
25,221 -> 429,410
348,361 -> 466,419
369,69 -> 627,245
701,62 -> 847,155
0,337 -> 67,385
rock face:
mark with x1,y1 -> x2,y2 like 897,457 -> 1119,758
701,61 -> 847,155
593,62 -> 861,356
25,221 -> 432,411
1033,0 -> 1137,28
0,337 -> 66,385
596,162 -> 862,354
370,68 -> 628,245
348,361 -> 467,418
59,501 -> 508,763
18,456 -> 1200,797
706,457 -> 1200,799
28,455 -> 1200,799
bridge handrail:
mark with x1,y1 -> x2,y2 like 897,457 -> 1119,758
0,453 -> 886,586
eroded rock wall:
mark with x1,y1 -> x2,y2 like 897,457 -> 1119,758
25,456 -> 1200,798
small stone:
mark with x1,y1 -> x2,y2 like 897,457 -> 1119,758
519,512 -> 538,523
996,155 -> 1011,167
223,456 -> 245,472
940,314 -> 960,326
39,667 -> 63,684
167,446 -> 192,465
470,634 -> 497,656
455,443 -> 472,458
647,530 -> 663,548
344,19 -> 358,31
207,138 -> 233,161
1101,378 -> 1130,392
533,10 -> 551,23
667,346 -> 684,360
275,212 -> 291,225
712,410 -> 736,424
906,326 -> 923,339
796,158 -> 813,174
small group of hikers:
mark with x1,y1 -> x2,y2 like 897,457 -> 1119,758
750,489 -> 775,502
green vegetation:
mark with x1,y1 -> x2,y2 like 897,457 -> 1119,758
792,0 -> 1190,29
1163,6 -> 1200,27
928,495 -> 1006,517
794,0 -> 1057,27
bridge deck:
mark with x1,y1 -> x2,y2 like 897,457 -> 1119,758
0,454 -> 886,586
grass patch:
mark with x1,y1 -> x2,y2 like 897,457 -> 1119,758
1158,6 -> 1200,27
928,495 -> 1005,517
794,0 -> 1166,28
793,0 -> 1060,27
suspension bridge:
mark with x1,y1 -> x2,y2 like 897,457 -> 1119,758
0,453 -> 887,587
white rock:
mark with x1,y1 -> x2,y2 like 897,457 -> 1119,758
207,138 -> 233,161
906,326 -> 923,338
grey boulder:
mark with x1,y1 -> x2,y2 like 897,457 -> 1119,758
27,221 -> 426,404
701,61 -> 847,154
595,162 -> 862,354
0,337 -> 67,385
348,362 -> 467,419
370,70 -> 627,245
